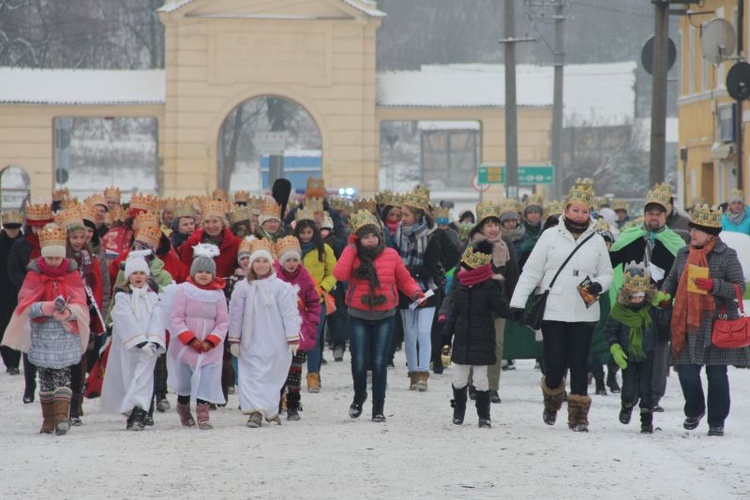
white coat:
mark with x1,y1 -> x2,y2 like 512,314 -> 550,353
228,273 -> 301,419
510,217 -> 613,323
101,287 -> 165,414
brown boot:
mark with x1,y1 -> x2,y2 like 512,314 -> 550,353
408,372 -> 419,390
416,371 -> 429,392
541,377 -> 565,426
567,394 -> 592,432
307,372 -> 321,393
39,391 -> 55,434
53,387 -> 72,435
196,402 -> 212,430
176,402 -> 196,427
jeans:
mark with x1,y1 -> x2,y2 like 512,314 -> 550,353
677,364 -> 730,427
349,314 -> 395,400
401,307 -> 435,372
541,321 -> 594,395
306,303 -> 327,374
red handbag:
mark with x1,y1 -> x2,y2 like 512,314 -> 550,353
711,285 -> 750,349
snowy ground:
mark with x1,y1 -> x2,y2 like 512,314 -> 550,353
2,354 -> 749,499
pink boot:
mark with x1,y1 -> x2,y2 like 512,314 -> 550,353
176,402 -> 196,427
196,403 -> 212,430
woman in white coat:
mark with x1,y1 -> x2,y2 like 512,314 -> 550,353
228,237 -> 302,428
101,252 -> 166,431
509,179 -> 613,432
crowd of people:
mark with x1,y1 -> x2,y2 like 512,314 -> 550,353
0,178 -> 748,436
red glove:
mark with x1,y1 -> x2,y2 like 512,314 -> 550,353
694,278 -> 714,292
189,338 -> 203,352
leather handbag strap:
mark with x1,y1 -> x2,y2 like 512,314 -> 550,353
547,232 -> 596,290
720,284 -> 746,317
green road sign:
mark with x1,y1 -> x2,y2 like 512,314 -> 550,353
477,165 -> 555,185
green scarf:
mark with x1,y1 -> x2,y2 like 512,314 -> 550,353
609,302 -> 652,360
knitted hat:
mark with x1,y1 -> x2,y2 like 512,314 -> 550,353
258,198 -> 282,227
248,237 -> 276,265
276,236 -> 302,264
190,243 -> 219,277
321,213 -> 334,230
124,250 -> 151,280
728,189 -> 744,204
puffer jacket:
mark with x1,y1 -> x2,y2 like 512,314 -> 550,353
178,228 -> 240,279
443,273 -> 510,366
275,262 -> 321,351
509,216 -> 613,323
333,245 -> 421,313
302,243 -> 338,297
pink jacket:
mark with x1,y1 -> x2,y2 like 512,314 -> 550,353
333,245 -> 421,313
275,262 -> 321,352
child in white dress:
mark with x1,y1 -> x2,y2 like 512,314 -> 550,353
228,237 -> 302,428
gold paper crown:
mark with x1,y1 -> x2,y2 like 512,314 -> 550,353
85,193 -> 108,208
54,206 -> 85,232
498,198 -> 522,215
544,199 -> 565,218
260,198 -> 282,219
350,209 -> 380,234
174,199 -> 197,219
645,182 -> 672,210
25,201 -> 53,222
135,225 -> 162,249
375,190 -> 395,206
104,186 -> 121,202
476,201 -> 500,223
234,191 -> 250,204
249,196 -> 262,215
108,206 -> 127,225
212,188 -> 228,202
402,185 -> 430,211
60,197 -> 79,209
129,193 -> 158,213
134,210 -> 160,231
230,206 -> 250,224
238,237 -> 252,256
248,237 -> 277,258
80,203 -> 97,224
457,222 -> 473,241
306,177 -> 326,199
690,204 -> 723,229
201,200 -> 228,220
525,194 -> 545,209
296,197 -> 324,222
434,207 -> 450,220
461,244 -> 493,269
38,223 -> 66,248
623,264 -> 652,293
2,211 -> 24,226
593,218 -> 612,233
612,199 -> 628,212
566,178 -> 596,206
275,235 -> 302,257
53,188 -> 69,200
328,197 -> 349,211
353,198 -> 377,215
158,197 -> 176,211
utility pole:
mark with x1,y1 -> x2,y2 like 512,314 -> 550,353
649,0 -> 670,186
551,1 -> 565,198
503,0 -> 519,201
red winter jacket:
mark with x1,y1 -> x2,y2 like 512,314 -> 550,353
333,245 -> 421,313
178,228 -> 240,279
274,262 -> 321,352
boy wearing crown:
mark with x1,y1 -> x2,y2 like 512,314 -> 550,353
605,264 -> 659,433
1,211 -> 24,375
2,224 -> 90,435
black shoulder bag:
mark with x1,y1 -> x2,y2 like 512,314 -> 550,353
524,233 -> 596,330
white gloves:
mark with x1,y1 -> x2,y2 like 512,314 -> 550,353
229,343 -> 240,357
140,342 -> 159,357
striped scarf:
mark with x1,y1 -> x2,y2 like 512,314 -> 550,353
396,217 -> 430,267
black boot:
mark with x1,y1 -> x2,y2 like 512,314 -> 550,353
287,391 -> 301,421
144,397 -> 155,426
349,392 -> 367,419
640,409 -> 654,434
475,390 -> 491,428
606,364 -> 621,393
468,385 -> 477,401
130,407 -> 147,431
451,385 -> 468,425
619,404 -> 633,425
372,397 -> 386,422
594,372 -> 607,396
69,394 -> 82,426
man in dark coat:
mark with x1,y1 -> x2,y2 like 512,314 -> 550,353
0,211 -> 24,374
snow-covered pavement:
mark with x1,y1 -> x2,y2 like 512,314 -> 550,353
2,355 -> 748,499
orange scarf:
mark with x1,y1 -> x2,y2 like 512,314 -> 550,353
670,238 -> 717,356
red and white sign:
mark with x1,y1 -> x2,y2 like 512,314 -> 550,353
472,173 -> 491,193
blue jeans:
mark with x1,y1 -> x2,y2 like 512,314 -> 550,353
677,364 -> 730,427
349,314 -> 395,400
306,304 -> 327,374
400,307 -> 435,372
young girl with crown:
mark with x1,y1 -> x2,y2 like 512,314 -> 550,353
228,237 -> 302,428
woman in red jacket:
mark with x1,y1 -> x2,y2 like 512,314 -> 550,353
179,201 -> 240,279
333,210 -> 423,423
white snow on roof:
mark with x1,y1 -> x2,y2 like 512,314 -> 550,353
0,68 -> 165,105
417,121 -> 480,131
377,62 -> 637,126
159,0 -> 385,17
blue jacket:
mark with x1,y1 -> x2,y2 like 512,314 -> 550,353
721,207 -> 750,235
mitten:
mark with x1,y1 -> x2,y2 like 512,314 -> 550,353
652,290 -> 671,307
586,281 -> 603,296
189,338 -> 203,352
610,344 -> 628,370
229,343 -> 240,357
694,278 -> 714,292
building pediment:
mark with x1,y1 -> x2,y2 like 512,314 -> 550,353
159,0 -> 385,21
